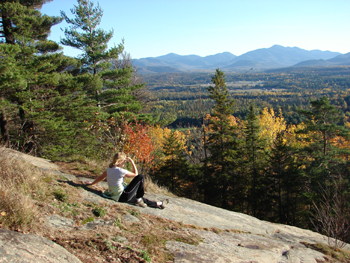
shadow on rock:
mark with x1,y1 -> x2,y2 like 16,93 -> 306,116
59,180 -> 108,200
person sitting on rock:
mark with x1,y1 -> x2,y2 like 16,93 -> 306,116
85,152 -> 166,209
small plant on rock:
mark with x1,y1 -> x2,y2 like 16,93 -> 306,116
92,206 -> 107,217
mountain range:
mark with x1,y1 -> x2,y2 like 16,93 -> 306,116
132,45 -> 350,74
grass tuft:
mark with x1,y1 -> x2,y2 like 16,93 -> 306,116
0,148 -> 50,230
301,242 -> 350,262
144,175 -> 174,196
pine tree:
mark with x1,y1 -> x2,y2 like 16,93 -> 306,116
265,131 -> 306,225
1,0 -> 61,50
0,0 -> 64,152
243,105 -> 268,217
298,97 -> 350,217
0,0 -> 100,158
61,0 -> 143,120
155,130 -> 190,195
0,44 -> 26,146
204,69 -> 241,208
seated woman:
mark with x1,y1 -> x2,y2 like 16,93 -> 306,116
85,152 -> 165,209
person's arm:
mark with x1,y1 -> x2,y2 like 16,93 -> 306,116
124,157 -> 138,177
85,171 -> 107,185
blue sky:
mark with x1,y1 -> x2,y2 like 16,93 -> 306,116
41,0 -> 350,59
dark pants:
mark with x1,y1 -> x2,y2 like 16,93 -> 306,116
118,174 -> 157,207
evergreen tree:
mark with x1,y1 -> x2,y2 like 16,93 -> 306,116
300,97 -> 348,158
243,105 -> 268,217
0,0 -> 100,159
0,0 -> 64,152
0,44 -> 25,146
298,97 -> 350,218
61,0 -> 143,120
204,69 -> 241,208
265,131 -> 306,225
1,0 -> 56,44
155,130 -> 190,195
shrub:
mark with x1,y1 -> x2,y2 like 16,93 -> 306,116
92,206 -> 106,217
53,188 -> 68,202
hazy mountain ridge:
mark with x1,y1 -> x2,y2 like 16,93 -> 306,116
294,52 -> 350,67
134,52 -> 237,73
132,45 -> 346,73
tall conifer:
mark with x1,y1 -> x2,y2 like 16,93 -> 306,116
298,97 -> 350,221
265,131 -> 305,225
0,0 -> 99,158
61,0 -> 143,120
205,69 -> 241,208
243,105 -> 269,217
155,131 -> 190,195
0,0 -> 63,152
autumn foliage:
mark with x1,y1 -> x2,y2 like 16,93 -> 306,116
122,122 -> 155,168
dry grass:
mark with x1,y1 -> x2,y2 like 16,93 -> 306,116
0,188 -> 36,230
0,149 -> 51,230
144,174 -> 174,196
50,208 -> 201,263
301,242 -> 350,263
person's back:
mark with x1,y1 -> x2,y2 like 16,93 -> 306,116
106,166 -> 128,201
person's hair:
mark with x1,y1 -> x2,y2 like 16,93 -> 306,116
109,152 -> 127,168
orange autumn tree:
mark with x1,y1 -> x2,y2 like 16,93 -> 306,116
122,122 -> 155,172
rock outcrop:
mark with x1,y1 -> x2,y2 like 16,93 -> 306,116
1,148 -> 349,263
129,192 -> 342,263
0,229 -> 82,263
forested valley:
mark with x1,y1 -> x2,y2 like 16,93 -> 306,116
143,68 -> 350,127
1,0 -> 349,246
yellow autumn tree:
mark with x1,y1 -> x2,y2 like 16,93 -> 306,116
148,126 -> 188,170
259,108 -> 286,148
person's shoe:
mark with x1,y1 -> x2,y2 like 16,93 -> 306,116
135,199 -> 147,208
158,199 -> 169,209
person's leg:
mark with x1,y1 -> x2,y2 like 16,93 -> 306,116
143,198 -> 168,209
118,174 -> 145,203
142,197 -> 157,208
118,174 -> 167,209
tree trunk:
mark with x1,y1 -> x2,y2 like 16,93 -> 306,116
0,109 -> 10,147
1,12 -> 15,44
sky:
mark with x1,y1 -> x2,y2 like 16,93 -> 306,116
41,0 -> 350,59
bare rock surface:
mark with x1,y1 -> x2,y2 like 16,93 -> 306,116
0,229 -> 82,263
2,148 -> 349,263
57,171 -> 350,263
133,193 -> 345,263
2,147 -> 59,171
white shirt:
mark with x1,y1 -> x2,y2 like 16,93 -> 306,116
106,167 -> 129,201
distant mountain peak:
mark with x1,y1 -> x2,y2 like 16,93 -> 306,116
132,45 -> 343,74
271,44 -> 285,48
